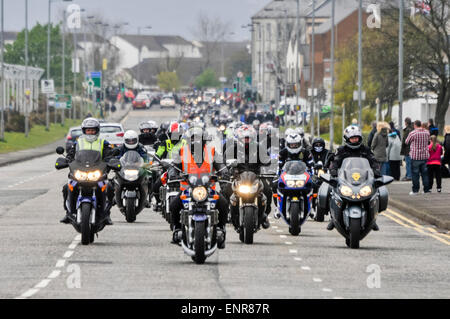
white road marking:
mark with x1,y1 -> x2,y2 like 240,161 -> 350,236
68,243 -> 78,250
294,257 -> 302,261
20,288 -> 39,298
48,270 -> 61,279
322,288 -> 333,292
276,230 -> 283,233
280,235 -> 287,239
63,250 -> 74,258
55,260 -> 65,268
313,278 -> 323,282
284,241 -> 293,245
289,249 -> 298,254
301,266 -> 311,271
272,226 -> 278,229
35,279 -> 51,289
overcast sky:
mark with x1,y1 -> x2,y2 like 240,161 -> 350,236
4,0 -> 266,41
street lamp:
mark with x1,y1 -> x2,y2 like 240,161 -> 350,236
136,25 -> 152,90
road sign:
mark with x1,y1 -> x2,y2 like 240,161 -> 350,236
55,94 -> 72,109
85,71 -> 102,88
237,71 -> 244,78
102,59 -> 108,71
41,79 -> 54,94
219,77 -> 227,83
353,90 -> 366,101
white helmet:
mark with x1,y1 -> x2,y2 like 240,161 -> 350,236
285,133 -> 302,155
285,128 -> 295,136
343,125 -> 363,149
295,127 -> 305,137
147,120 -> 158,130
124,130 -> 139,149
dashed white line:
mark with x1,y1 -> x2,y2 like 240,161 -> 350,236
63,250 -> 74,258
272,226 -> 278,229
294,257 -> 302,261
55,259 -> 66,268
284,241 -> 293,245
68,243 -> 78,250
276,229 -> 283,233
19,288 -> 39,298
48,270 -> 61,279
280,235 -> 287,239
322,288 -> 333,292
35,279 -> 51,289
313,278 -> 323,283
289,249 -> 298,254
301,266 -> 311,271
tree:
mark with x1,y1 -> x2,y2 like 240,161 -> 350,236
225,48 -> 251,85
157,72 -> 180,92
191,12 -> 229,71
378,1 -> 450,134
194,68 -> 220,89
5,23 -> 75,91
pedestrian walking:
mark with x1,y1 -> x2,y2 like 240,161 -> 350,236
387,129 -> 402,180
371,122 -> 389,175
405,120 -> 431,195
427,135 -> 443,192
401,117 -> 414,181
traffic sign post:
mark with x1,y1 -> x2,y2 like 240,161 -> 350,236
55,94 -> 72,109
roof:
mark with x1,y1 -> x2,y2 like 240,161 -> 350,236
117,34 -> 195,51
314,0 -> 359,34
252,0 -> 309,20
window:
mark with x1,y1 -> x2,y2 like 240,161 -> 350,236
101,126 -> 122,133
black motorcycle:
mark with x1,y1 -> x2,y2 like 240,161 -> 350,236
230,169 -> 270,244
319,158 -> 393,248
110,151 -> 149,223
55,147 -> 113,245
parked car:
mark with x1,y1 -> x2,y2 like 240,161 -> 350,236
160,95 -> 176,108
132,93 -> 151,109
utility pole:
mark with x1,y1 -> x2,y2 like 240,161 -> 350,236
62,8 -> 66,126
25,0 -> 29,137
358,0 -> 363,126
310,0 -> 315,137
296,0 -> 302,129
73,31 -> 77,119
0,0 -> 4,141
398,0 -> 404,138
330,0 -> 335,150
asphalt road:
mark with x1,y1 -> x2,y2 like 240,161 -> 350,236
1,105 -> 449,299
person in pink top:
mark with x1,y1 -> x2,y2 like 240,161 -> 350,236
427,136 -> 443,193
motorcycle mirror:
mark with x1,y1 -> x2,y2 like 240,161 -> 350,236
56,146 -> 65,155
108,159 -> 121,171
375,175 -> 394,187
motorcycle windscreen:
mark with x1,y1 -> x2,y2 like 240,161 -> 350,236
120,150 -> 144,169
73,150 -> 103,169
282,160 -> 307,175
339,158 -> 373,185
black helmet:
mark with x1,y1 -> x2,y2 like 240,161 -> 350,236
312,137 -> 326,153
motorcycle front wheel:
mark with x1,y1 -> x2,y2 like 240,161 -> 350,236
125,197 -> 136,223
193,221 -> 206,264
80,202 -> 93,245
289,202 -> 301,236
241,206 -> 255,245
349,218 -> 361,249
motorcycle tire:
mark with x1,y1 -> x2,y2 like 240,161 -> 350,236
80,202 -> 92,246
288,202 -> 301,236
242,206 -> 255,245
193,221 -> 206,264
349,218 -> 361,249
125,197 -> 136,223
315,206 -> 325,222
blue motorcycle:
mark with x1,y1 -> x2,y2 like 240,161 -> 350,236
276,161 -> 314,236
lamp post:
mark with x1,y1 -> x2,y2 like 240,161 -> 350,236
0,0 -> 4,141
136,25 -> 152,90
357,0 -> 363,126
310,0 -> 316,137
25,0 -> 29,137
330,0 -> 335,150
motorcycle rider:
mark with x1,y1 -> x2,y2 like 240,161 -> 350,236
115,130 -> 151,211
326,125 -> 381,231
169,127 -> 229,248
224,124 -> 273,230
310,137 -> 330,166
152,122 -> 186,211
60,117 -> 115,225
138,121 -> 158,146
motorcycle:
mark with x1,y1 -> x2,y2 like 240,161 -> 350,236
229,166 -> 272,244
110,151 -> 149,223
319,158 -> 393,248
276,161 -> 314,236
178,173 -> 223,264
55,147 -> 113,245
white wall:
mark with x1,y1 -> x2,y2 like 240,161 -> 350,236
110,36 -> 139,71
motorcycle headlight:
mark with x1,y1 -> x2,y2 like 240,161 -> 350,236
286,180 -> 296,188
238,182 -> 258,194
74,170 -> 87,181
87,170 -> 101,181
340,185 -> 353,197
192,186 -> 208,202
359,186 -> 372,197
295,180 -> 305,187
124,169 -> 139,181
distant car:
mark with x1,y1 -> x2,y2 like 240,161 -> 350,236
65,123 -> 125,150
160,95 -> 176,108
132,93 -> 151,109
65,126 -> 83,151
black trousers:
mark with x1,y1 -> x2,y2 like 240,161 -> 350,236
389,160 -> 401,181
170,192 -> 229,230
153,177 -> 162,202
427,164 -> 442,190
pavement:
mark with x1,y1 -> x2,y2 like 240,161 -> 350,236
0,106 -> 448,299
0,104 -> 131,168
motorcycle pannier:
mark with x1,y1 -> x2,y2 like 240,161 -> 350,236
318,183 -> 331,212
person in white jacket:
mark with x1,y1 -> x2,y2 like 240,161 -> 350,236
387,130 -> 402,180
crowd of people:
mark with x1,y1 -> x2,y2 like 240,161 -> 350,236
367,118 -> 450,195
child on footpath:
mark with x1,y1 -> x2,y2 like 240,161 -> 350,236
427,136 -> 443,193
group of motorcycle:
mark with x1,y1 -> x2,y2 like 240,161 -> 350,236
54,103 -> 393,264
